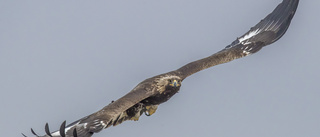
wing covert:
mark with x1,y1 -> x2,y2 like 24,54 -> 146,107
176,0 -> 299,79
73,82 -> 157,136
30,80 -> 158,137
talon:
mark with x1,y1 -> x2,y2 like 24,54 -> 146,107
145,105 -> 158,116
130,116 -> 140,121
145,111 -> 151,116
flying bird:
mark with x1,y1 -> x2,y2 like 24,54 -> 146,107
24,0 -> 299,136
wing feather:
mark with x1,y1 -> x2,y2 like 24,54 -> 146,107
177,0 -> 299,79
61,79 -> 157,136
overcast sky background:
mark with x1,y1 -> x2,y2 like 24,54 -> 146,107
1,0 -> 319,137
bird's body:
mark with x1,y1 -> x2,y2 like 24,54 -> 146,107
25,0 -> 299,137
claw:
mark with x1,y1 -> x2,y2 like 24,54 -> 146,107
30,128 -> 39,137
59,121 -> 66,137
145,105 -> 158,116
45,123 -> 52,137
130,116 -> 140,121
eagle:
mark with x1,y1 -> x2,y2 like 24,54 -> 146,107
24,0 -> 299,137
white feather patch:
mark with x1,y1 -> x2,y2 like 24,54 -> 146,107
242,50 -> 251,55
238,29 -> 261,44
50,123 -> 75,136
100,121 -> 107,128
51,131 -> 61,136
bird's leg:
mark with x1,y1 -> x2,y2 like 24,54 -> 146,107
145,105 -> 159,116
129,103 -> 145,121
130,116 -> 140,121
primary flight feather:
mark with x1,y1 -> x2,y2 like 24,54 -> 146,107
24,0 -> 299,136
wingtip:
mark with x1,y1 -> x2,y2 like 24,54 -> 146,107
30,128 -> 39,137
21,133 -> 27,137
45,123 -> 52,137
59,120 -> 66,137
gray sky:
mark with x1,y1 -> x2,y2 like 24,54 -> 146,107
1,0 -> 319,137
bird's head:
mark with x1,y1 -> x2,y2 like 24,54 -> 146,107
156,75 -> 182,90
155,75 -> 182,93
167,79 -> 181,88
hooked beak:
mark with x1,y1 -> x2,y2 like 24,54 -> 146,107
169,80 -> 180,87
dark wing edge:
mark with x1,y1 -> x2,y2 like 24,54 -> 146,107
76,84 -> 156,134
227,0 -> 299,49
24,82 -> 157,137
176,0 -> 299,79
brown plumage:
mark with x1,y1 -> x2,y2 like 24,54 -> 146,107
25,0 -> 299,137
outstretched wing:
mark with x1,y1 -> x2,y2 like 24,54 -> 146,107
28,79 -> 158,137
176,0 -> 299,79
73,81 -> 157,134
